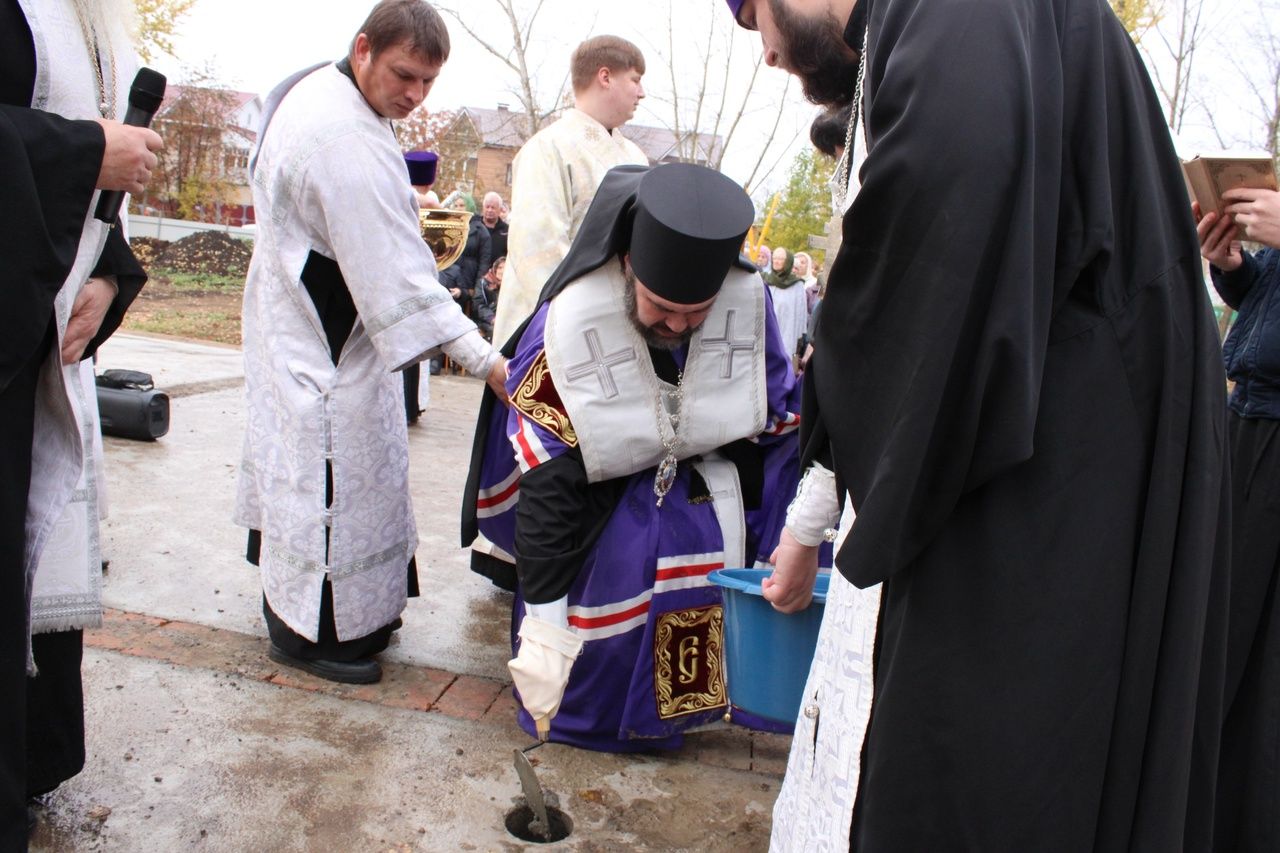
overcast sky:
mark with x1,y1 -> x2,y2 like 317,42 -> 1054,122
149,0 -> 1270,202
149,0 -> 811,198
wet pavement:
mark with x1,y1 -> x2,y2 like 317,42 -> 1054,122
29,333 -> 788,852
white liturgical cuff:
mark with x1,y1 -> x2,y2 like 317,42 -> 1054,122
784,462 -> 841,547
525,597 -> 569,630
441,329 -> 499,378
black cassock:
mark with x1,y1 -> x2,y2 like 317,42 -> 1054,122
0,2 -> 146,844
806,0 -> 1230,849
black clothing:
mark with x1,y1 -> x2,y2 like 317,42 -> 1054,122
472,279 -> 500,337
0,328 -> 47,851
439,217 -> 491,305
482,219 -> 507,270
1208,248 -> 1280,851
1214,413 -> 1280,852
805,0 -> 1230,848
403,363 -> 423,422
25,631 -> 84,797
300,250 -> 357,366
1,11 -> 147,845
262,586 -> 392,664
1213,248 -> 1280,419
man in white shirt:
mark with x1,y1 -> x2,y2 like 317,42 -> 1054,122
236,0 -> 504,684
488,35 -> 649,347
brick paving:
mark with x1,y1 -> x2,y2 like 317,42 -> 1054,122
86,607 -> 790,776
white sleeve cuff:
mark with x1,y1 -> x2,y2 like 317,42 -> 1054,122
525,597 -> 569,630
784,462 -> 841,547
441,328 -> 500,377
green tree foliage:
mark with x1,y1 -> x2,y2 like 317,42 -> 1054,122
1109,0 -> 1161,41
133,0 -> 198,63
765,148 -> 835,266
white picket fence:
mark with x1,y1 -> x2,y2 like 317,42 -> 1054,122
127,213 -> 255,243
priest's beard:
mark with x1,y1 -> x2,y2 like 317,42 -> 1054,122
623,271 -> 693,352
768,0 -> 862,107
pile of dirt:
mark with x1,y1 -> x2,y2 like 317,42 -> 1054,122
129,236 -> 168,269
153,231 -> 252,277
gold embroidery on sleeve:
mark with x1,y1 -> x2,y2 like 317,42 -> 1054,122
512,350 -> 578,447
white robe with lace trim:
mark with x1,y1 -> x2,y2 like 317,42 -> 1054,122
235,64 -> 496,643
491,108 -> 648,345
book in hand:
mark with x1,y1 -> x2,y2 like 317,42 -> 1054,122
1182,154 -> 1278,240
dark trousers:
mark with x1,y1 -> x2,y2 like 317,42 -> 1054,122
26,631 -> 85,797
0,331 -> 49,851
263,582 -> 393,663
1216,413 -> 1280,852
403,364 -> 422,423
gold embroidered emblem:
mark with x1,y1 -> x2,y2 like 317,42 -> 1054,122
654,606 -> 727,719
512,350 -> 578,446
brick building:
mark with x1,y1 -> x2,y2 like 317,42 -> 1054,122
434,104 -> 725,202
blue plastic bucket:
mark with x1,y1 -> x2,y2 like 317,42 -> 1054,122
708,568 -> 829,726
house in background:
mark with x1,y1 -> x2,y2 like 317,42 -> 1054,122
433,104 -> 725,202
141,86 -> 262,226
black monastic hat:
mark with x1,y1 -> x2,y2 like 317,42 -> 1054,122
629,163 -> 756,304
537,163 -> 756,308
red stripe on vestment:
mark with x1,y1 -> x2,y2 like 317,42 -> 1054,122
655,562 -> 723,581
568,600 -> 651,630
477,477 -> 520,509
515,422 -> 542,470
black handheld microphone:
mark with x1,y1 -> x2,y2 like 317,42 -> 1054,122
94,67 -> 167,223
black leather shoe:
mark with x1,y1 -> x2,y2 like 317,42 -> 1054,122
268,644 -> 382,684
389,617 -> 403,632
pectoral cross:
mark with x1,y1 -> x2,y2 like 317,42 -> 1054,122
565,328 -> 637,399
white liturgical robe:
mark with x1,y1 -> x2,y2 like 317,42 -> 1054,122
21,0 -> 136,652
235,63 -> 497,643
490,108 -> 648,345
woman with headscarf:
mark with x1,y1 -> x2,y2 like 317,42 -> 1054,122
794,251 -> 820,315
763,246 -> 809,366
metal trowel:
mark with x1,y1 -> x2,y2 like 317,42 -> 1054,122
513,745 -> 552,842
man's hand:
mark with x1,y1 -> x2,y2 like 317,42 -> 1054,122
94,119 -> 162,194
762,527 -> 821,614
1224,187 -> 1280,250
486,356 -> 510,405
1195,202 -> 1243,272
62,276 -> 118,364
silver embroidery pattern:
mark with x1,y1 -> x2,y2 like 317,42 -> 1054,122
565,328 -> 637,400
365,292 -> 451,337
699,309 -> 756,379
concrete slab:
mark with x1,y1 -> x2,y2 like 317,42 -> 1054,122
30,649 -> 778,851
93,334 -> 521,680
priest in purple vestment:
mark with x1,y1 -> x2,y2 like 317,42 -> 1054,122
463,163 -> 809,751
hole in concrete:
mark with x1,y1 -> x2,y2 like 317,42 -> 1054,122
504,805 -> 572,843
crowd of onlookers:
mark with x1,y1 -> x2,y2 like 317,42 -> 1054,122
752,242 -> 824,371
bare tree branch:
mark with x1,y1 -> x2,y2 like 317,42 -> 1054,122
741,76 -> 793,193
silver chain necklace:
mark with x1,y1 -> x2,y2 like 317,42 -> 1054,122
652,369 -> 686,507
70,1 -> 117,118
832,24 -> 871,214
